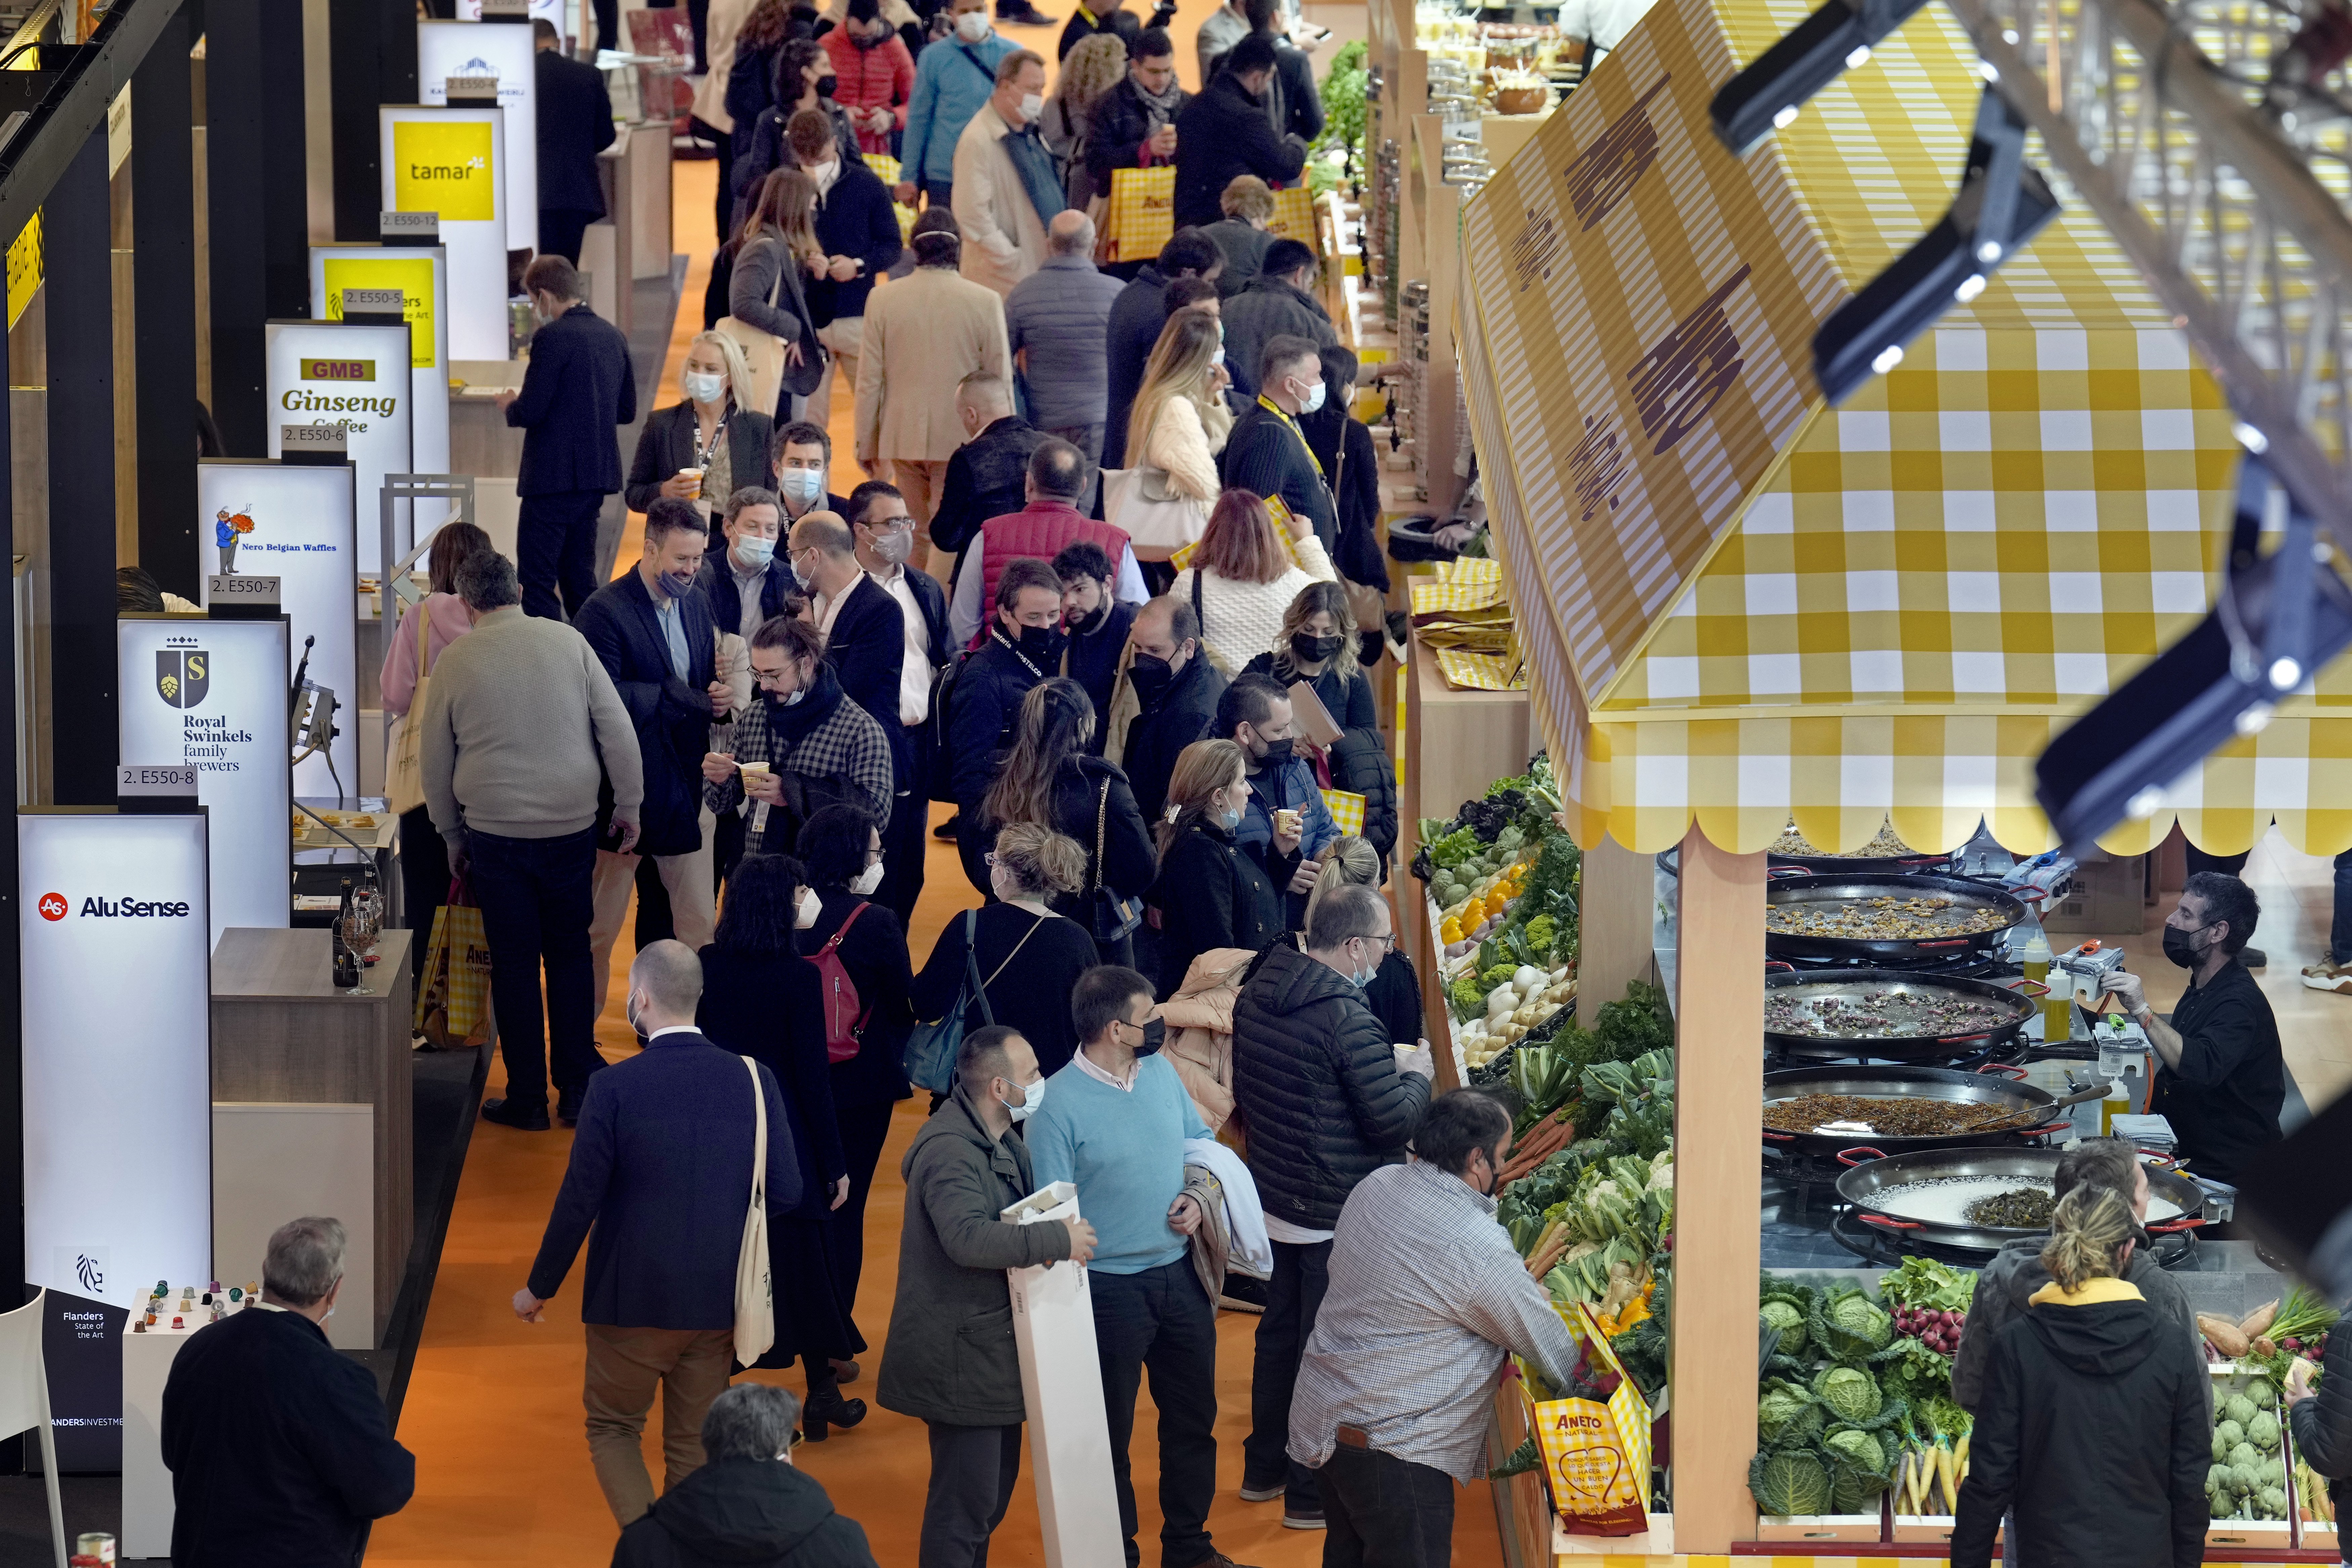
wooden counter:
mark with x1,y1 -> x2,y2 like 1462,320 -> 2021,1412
210,927 -> 413,1343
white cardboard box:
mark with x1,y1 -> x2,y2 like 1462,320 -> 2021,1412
1002,1181 -> 1124,1568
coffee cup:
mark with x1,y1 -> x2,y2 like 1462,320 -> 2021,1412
1274,807 -> 1303,838
678,467 -> 705,499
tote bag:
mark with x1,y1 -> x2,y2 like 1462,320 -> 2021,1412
1103,164 -> 1177,263
384,605 -> 434,817
715,237 -> 820,416
733,1055 -> 777,1365
415,879 -> 493,1048
1103,465 -> 1209,552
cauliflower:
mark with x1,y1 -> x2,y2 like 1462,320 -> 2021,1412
2216,1419 -> 2245,1452
2247,1409 -> 2281,1451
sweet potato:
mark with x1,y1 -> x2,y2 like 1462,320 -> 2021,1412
2254,1335 -> 2278,1359
2199,1312 -> 2251,1357
2240,1298 -> 2280,1338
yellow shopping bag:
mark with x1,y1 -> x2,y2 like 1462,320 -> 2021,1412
1321,788 -> 1366,837
415,884 -> 494,1048
1103,164 -> 1177,263
1524,1300 -> 1655,1537
864,152 -> 917,244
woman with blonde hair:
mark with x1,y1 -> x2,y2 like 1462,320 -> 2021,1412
910,821 -> 1103,1074
727,167 -> 828,419
624,330 -> 777,517
1169,487 -> 1336,673
1297,835 -> 1423,1048
1951,1182 -> 2212,1568
1043,33 -> 1130,207
1147,738 -> 1283,998
1125,309 -> 1235,503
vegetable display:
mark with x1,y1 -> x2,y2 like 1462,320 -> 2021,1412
2207,1371 -> 2290,1522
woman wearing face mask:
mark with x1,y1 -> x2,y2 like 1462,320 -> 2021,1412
913,821 -> 1101,1078
1244,580 -> 1399,870
980,677 -> 1159,967
625,332 -> 778,519
729,37 -> 865,235
1146,738 -> 1282,1000
692,853 -> 870,1438
1168,486 -> 1333,675
1124,309 -> 1234,525
1300,834 -> 1424,1052
792,803 -> 920,1322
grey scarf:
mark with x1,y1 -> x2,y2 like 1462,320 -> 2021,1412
1003,121 -> 1070,226
1134,75 -> 1185,131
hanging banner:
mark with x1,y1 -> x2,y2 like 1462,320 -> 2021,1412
380,105 -> 509,360
419,19 -> 538,252
117,616 -> 293,946
313,246 -> 454,570
195,461 -> 360,799
265,321 -> 414,578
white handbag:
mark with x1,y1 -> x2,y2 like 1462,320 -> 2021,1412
1104,465 -> 1210,551
732,1055 -> 776,1365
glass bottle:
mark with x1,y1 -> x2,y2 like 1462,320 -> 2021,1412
332,879 -> 360,989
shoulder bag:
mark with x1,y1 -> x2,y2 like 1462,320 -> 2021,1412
733,1055 -> 777,1364
716,237 -> 825,414
809,901 -> 875,1063
384,604 -> 434,817
1087,778 -> 1143,943
903,907 -> 1048,1092
1103,409 -> 1212,551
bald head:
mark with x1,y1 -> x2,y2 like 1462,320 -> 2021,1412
957,371 -> 1016,437
789,512 -> 855,560
1048,209 -> 1096,258
628,940 -> 704,1031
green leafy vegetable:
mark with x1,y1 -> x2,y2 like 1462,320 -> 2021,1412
1879,1257 -> 1976,1314
1822,1425 -> 1886,1476
1814,1364 -> 1883,1423
2248,1409 -> 2280,1451
1750,1449 -> 1833,1516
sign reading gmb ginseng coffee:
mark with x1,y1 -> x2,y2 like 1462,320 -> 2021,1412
264,321 -> 412,574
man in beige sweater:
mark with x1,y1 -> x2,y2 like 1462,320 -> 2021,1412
420,552 -> 645,1132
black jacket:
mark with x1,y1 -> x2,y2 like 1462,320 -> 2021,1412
730,103 -> 865,234
806,889 -> 916,1110
536,47 -> 617,215
697,944 -> 847,1216
913,904 -> 1102,1074
1300,402 -> 1388,591
1204,216 -> 1273,297
824,574 -> 911,777
510,303 -> 638,497
2148,957 -> 2284,1188
612,1457 -> 878,1568
694,546 -> 801,638
1121,651 -> 1226,823
931,416 -> 1047,557
574,571 -> 722,858
1062,598 -> 1138,753
1150,817 -> 1282,998
1952,1287 -> 2210,1568
1035,753 -> 1158,907
162,1305 -> 415,1568
1103,267 -> 1174,470
1172,72 -> 1306,230
1329,726 -> 1398,866
1222,400 -> 1338,549
626,401 -> 779,515
1950,1235 -> 2197,1411
807,161 -> 904,323
1362,947 -> 1423,1049
2290,1309 -> 2352,1514
1059,4 -> 1140,58
1263,40 -> 1322,146
1230,941 -> 1430,1231
1084,77 -> 1191,185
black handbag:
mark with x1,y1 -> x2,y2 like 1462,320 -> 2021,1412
1086,778 -> 1142,943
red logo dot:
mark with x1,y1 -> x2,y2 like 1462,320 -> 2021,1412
37,892 -> 67,921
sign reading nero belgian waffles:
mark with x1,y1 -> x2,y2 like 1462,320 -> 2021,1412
265,320 -> 413,575
1455,0 -> 1848,709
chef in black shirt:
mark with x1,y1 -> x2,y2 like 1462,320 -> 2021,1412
2098,870 -> 2284,1191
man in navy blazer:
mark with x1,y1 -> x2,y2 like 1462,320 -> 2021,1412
849,478 -> 951,921
533,19 -> 616,264
693,486 -> 801,640
573,499 -> 734,1019
502,255 -> 638,621
787,509 -> 908,776
517,942 -> 800,1527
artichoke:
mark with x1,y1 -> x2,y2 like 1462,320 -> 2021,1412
2225,1393 -> 2259,1429
2213,1428 -> 2230,1464
2216,1418 -> 2246,1452
2250,1379 -> 2277,1411
2248,1409 -> 2281,1452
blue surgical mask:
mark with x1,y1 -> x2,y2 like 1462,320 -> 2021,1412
682,370 -> 726,405
1216,804 -> 1242,830
1300,380 -> 1327,415
780,468 -> 826,508
734,534 -> 776,568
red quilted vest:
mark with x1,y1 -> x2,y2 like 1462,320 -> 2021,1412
970,502 -> 1134,650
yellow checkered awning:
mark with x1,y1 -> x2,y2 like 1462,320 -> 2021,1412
1455,0 -> 2352,857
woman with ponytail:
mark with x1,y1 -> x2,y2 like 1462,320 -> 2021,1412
1951,1182 -> 2213,1568
1300,835 -> 1422,1050
1147,738 -> 1282,999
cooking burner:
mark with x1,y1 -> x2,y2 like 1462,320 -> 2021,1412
1774,947 -> 2014,978
1828,1204 -> 2201,1270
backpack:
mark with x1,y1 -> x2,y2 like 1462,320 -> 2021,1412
808,901 -> 875,1062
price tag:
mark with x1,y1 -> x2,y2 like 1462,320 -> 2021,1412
445,74 -> 501,103
207,574 -> 281,605
117,765 -> 198,797
339,287 -> 405,319
380,210 -> 440,245
280,423 -> 349,462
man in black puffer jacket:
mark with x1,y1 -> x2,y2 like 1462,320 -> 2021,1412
613,1383 -> 879,1568
2287,1302 -> 2352,1540
1229,884 -> 1433,1529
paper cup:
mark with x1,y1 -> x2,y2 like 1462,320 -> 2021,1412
678,467 -> 705,499
1274,808 -> 1303,837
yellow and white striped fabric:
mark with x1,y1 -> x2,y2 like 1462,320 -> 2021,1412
1454,0 -> 2352,856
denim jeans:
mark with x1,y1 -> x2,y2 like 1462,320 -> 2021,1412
1317,1442 -> 1456,1567
1244,1238 -> 1334,1509
1091,1260 -> 1220,1568
465,825 -> 603,1112
2333,849 -> 2352,964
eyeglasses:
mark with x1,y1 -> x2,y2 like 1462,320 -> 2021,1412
1354,933 -> 1400,953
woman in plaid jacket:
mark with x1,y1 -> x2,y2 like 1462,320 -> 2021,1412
703,616 -> 894,860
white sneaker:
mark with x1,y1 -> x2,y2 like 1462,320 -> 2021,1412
2301,958 -> 2352,994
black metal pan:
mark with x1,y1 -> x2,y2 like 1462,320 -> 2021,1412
1764,968 -> 2039,1061
1765,872 -> 2030,963
1762,1064 -> 2096,1156
1833,1145 -> 2209,1253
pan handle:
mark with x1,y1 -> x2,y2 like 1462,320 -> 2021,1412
1836,1146 -> 1888,1166
1976,1064 -> 2029,1079
1767,865 -> 1812,879
1916,937 -> 1974,949
1936,1032 -> 1994,1045
2149,1217 -> 2210,1234
1861,1214 -> 1922,1230
1762,1130 -> 1794,1142
2026,1120 -> 2076,1138
1765,960 -> 1795,972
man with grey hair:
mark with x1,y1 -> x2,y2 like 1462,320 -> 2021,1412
517,941 -> 802,1527
612,1384 -> 880,1566
1004,206 -> 1128,468
162,1216 -> 415,1565
420,550 -> 645,1132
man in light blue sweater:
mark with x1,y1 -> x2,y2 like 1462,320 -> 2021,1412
1028,966 -> 1252,1568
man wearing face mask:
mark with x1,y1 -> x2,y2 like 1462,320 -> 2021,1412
695,487 -> 799,641
951,51 -> 1061,298
1051,540 -> 1138,752
1214,673 -> 1337,928
787,512 -> 908,794
2097,871 -> 2284,1197
1118,594 -> 1227,824
1029,967 -> 1254,1568
575,500 -> 738,1024
704,615 -> 895,858
850,481 -> 951,923
1286,1089 -> 1580,1554
945,558 -> 1065,892
948,439 -> 1146,648
773,421 -> 853,527
819,0 -> 915,158
881,1024 -> 1095,1568
898,0 -> 1016,214
1222,334 -> 1341,552
1229,884 -> 1433,1530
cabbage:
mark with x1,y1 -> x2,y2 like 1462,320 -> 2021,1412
1823,1426 -> 1885,1476
1814,1364 -> 1883,1423
1758,1378 -> 1818,1447
2248,1409 -> 2280,1451
2216,1418 -> 2245,1452
1761,1299 -> 1808,1356
1750,1449 -> 1832,1516
2250,1380 -> 2277,1411
2225,1393 -> 2258,1429
1814,1285 -> 1894,1359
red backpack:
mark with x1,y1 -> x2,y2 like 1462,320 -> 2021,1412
809,902 -> 875,1063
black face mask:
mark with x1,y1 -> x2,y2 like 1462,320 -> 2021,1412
815,74 -> 839,98
851,28 -> 882,47
1251,733 -> 1293,768
2162,921 -> 2218,969
1129,651 -> 1176,704
1133,1017 -> 1166,1055
1291,632 -> 1342,665
1014,622 -> 1066,664
1069,600 -> 1111,637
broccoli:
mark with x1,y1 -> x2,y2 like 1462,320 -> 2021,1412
1519,832 -> 1582,914
1521,913 -> 1560,962
1447,974 -> 1484,1018
1482,963 -> 1520,991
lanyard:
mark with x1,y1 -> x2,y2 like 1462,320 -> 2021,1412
1257,395 -> 1326,480
1077,2 -> 1098,22
693,410 -> 728,471
991,627 -> 1047,681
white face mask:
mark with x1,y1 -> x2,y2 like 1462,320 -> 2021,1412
795,888 -> 822,928
955,10 -> 990,39
850,860 -> 885,896
780,468 -> 826,508
1299,379 -> 1327,414
682,369 -> 726,405
1018,91 -> 1045,122
734,533 -> 776,569
1211,346 -> 1226,369
998,1075 -> 1047,1122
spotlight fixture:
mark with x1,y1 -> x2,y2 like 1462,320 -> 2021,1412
1811,85 -> 2057,402
2034,454 -> 2352,850
1708,0 -> 1932,155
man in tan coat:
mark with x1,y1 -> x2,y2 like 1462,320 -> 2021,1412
950,50 -> 1058,298
855,210 -> 1013,542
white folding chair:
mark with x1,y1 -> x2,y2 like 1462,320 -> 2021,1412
0,1291 -> 69,1568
